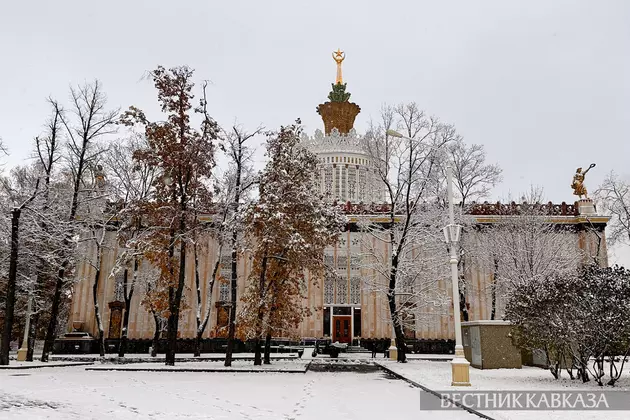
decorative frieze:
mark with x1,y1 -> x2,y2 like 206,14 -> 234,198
467,201 -> 578,216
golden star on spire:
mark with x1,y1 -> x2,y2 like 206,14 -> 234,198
332,49 -> 345,84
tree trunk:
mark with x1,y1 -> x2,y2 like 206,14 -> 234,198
26,312 -> 39,361
460,289 -> 469,322
195,247 -> 218,359
0,208 -> 21,366
263,292 -> 278,365
118,268 -> 134,358
224,139 -> 244,367
92,257 -> 105,358
194,331 -> 202,358
165,239 -> 187,366
41,271 -> 64,362
151,313 -> 160,357
195,305 -> 213,358
118,300 -> 131,358
386,256 -> 407,363
224,238 -> 239,366
253,254 -> 268,366
29,270 -> 48,361
253,304 -> 265,366
491,258 -> 498,321
165,313 -> 178,365
458,256 -> 468,322
253,337 -> 262,366
263,330 -> 272,364
194,240 -> 202,358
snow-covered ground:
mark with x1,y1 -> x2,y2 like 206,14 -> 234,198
381,360 -> 630,420
0,361 -> 93,369
0,366 -> 477,419
43,353 -> 300,362
87,360 -> 309,372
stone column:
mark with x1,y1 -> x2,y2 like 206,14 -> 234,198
330,164 -> 337,201
321,166 -> 325,195
339,164 -> 343,200
355,166 -> 359,202
345,164 -> 349,202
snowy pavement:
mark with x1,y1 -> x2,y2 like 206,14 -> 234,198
0,366 -> 477,419
86,360 -> 310,373
380,360 -> 630,420
0,361 -> 94,369
44,353 -> 300,363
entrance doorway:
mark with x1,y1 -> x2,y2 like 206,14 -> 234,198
333,316 -> 352,343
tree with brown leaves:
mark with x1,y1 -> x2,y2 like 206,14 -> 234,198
120,66 -> 218,365
240,122 -> 345,365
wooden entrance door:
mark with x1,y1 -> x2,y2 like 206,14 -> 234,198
333,316 -> 352,343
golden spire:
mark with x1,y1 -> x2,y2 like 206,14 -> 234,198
332,48 -> 345,84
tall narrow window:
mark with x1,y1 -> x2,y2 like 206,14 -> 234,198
350,277 -> 361,304
219,282 -> 230,302
347,166 -> 356,201
336,277 -> 348,304
358,168 -> 367,201
114,271 -> 125,301
324,276 -> 334,304
353,308 -> 361,337
323,307 -> 331,337
219,254 -> 231,299
324,166 -> 333,199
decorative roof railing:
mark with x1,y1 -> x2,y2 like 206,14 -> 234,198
465,201 -> 579,216
304,128 -> 367,154
334,201 -> 393,214
334,200 -> 582,216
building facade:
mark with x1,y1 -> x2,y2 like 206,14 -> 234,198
66,57 -> 610,344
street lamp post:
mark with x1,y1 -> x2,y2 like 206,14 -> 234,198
386,129 -> 470,385
443,165 -> 470,386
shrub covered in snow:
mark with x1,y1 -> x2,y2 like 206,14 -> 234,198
505,264 -> 630,386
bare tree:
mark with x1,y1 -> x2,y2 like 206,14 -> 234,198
82,193 -> 115,357
444,140 -> 502,207
41,80 -> 118,362
102,135 -> 157,357
596,171 -> 630,246
359,205 -> 451,336
478,203 -> 585,319
0,167 -> 40,365
223,125 -> 259,367
26,98 -> 64,361
363,103 -> 458,362
431,140 -> 503,322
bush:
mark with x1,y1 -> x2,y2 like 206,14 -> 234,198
505,265 -> 630,386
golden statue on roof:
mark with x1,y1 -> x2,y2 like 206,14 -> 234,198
332,49 -> 345,84
571,163 -> 596,199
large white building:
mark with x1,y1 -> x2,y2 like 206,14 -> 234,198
66,56 -> 610,347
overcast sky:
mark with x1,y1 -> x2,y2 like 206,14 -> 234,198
1,0 -> 629,263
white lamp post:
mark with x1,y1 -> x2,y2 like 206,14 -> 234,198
386,129 -> 470,385
388,323 -> 398,361
444,164 -> 470,386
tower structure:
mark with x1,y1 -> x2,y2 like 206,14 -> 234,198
306,51 -> 384,204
